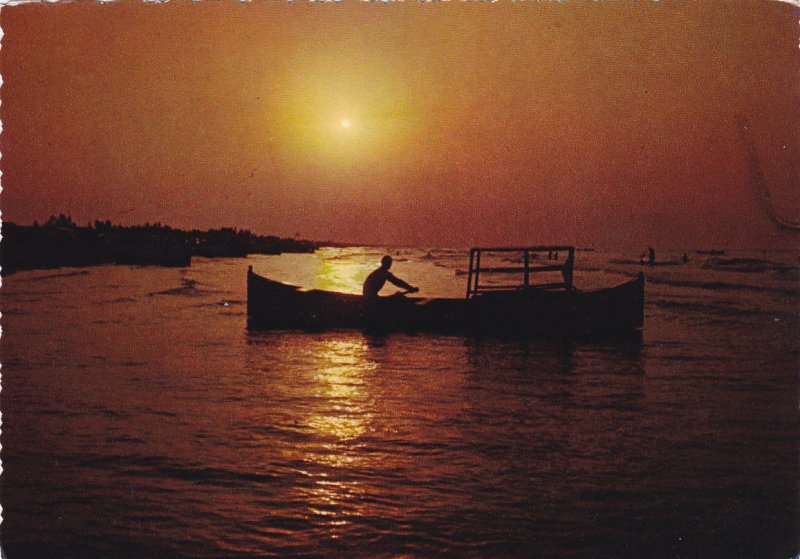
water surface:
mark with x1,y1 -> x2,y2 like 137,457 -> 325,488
2,248 -> 798,558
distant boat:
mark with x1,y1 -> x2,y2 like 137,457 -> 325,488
696,249 -> 726,256
247,246 -> 644,339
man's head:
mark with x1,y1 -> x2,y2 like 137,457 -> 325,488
381,255 -> 393,269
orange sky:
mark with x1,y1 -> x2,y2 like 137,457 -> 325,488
1,0 -> 798,249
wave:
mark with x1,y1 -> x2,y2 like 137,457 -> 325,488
79,453 -> 281,487
701,257 -> 797,274
23,270 -> 91,282
321,250 -> 382,261
643,275 -> 799,297
98,296 -> 138,305
652,299 -> 763,318
608,258 -> 684,267
772,267 -> 800,281
148,278 -> 202,297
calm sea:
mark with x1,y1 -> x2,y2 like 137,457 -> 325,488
1,248 -> 798,559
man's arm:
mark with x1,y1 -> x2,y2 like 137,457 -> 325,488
386,272 -> 417,292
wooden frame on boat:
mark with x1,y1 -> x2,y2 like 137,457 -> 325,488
466,246 -> 575,298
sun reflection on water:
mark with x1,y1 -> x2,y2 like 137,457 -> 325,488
306,339 -> 376,442
300,338 -> 377,535
313,254 -> 368,295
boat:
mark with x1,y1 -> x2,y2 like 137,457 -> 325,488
247,246 -> 644,339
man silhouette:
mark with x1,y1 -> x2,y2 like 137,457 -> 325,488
362,255 -> 419,298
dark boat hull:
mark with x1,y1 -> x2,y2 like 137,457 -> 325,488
247,268 -> 644,339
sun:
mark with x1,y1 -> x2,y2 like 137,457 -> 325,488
339,118 -> 352,130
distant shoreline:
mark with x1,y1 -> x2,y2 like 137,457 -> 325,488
0,215 -> 329,275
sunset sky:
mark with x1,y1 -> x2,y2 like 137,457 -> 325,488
1,0 -> 798,249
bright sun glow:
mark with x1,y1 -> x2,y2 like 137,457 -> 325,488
339,118 -> 352,130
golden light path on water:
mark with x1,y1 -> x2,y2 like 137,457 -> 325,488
313,252 -> 368,294
302,338 -> 377,535
307,340 -> 375,443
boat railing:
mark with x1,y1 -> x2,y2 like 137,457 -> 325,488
466,246 -> 575,299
